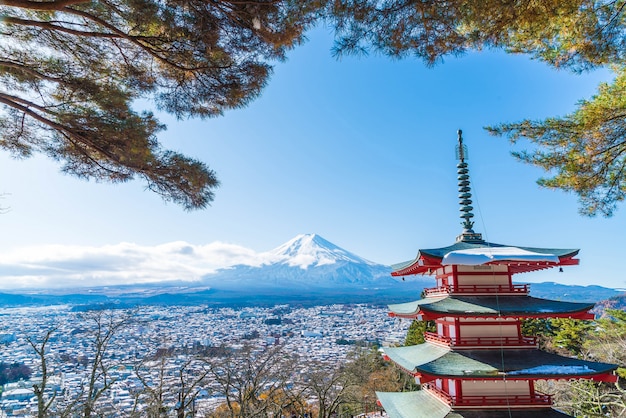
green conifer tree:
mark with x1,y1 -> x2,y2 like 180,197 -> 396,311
404,320 -> 435,346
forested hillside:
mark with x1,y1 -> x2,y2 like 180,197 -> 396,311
593,295 -> 626,317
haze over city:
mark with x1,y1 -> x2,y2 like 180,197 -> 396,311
0,27 -> 623,290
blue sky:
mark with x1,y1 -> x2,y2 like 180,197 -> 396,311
0,27 -> 623,290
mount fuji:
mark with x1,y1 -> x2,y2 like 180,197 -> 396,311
201,233 -> 411,291
1,234 -> 621,308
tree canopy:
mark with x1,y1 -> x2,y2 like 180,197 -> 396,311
2,0 -> 626,213
487,68 -> 626,217
327,0 -> 626,216
404,319 -> 435,346
0,0 -> 321,209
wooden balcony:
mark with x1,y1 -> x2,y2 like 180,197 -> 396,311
453,393 -> 552,408
424,332 -> 538,348
425,384 -> 552,408
423,283 -> 529,297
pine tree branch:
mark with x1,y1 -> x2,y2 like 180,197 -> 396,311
0,59 -> 65,83
0,0 -> 88,11
2,15 -> 121,38
0,92 -> 131,177
64,6 -> 233,71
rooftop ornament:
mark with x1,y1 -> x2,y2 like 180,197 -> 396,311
456,130 -> 484,243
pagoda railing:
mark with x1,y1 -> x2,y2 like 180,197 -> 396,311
423,332 -> 452,346
453,392 -> 552,408
424,332 -> 538,348
423,284 -> 529,296
424,384 -> 453,405
425,384 -> 552,408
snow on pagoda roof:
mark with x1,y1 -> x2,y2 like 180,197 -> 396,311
391,241 -> 579,276
442,246 -> 560,265
388,295 -> 594,319
382,344 -> 617,380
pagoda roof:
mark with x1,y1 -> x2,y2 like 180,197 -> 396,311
376,390 -> 451,418
392,241 -> 579,276
388,295 -> 594,320
446,409 -> 573,418
376,391 -> 573,418
382,343 -> 617,380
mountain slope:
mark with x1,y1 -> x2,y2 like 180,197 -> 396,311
202,234 -> 406,290
526,281 -> 623,303
268,234 -> 377,268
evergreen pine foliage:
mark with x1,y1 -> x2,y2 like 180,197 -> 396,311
550,318 -> 594,355
326,0 -> 626,216
404,320 -> 436,346
4,1 -> 626,213
487,69 -> 626,217
0,0 -> 322,209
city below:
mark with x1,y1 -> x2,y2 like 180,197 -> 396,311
0,302 -> 411,417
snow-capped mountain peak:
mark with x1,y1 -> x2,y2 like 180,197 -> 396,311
268,233 -> 374,269
202,233 -> 415,290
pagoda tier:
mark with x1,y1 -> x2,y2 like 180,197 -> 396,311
382,343 -> 617,383
376,391 -> 574,418
392,242 -> 579,277
388,295 -> 595,320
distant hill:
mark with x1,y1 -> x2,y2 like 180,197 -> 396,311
592,294 -> 626,317
1,234 -> 623,310
0,292 -> 109,307
525,281 -> 624,303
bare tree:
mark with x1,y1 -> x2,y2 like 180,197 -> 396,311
28,327 -> 85,418
204,344 -> 299,417
65,309 -> 136,417
271,383 -> 310,418
28,329 -> 56,418
301,361 -> 354,418
132,356 -> 170,418
174,358 -> 211,418
132,343 -> 213,418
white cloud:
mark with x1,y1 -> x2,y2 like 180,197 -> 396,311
0,241 -> 264,289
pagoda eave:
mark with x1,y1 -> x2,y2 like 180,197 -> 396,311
391,254 -> 441,277
392,361 -> 612,386
382,345 -> 617,385
388,296 -> 595,320
376,391 -> 576,418
389,310 -> 594,321
382,355 -> 419,376
392,256 -> 579,277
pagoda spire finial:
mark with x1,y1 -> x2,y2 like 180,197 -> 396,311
455,130 -> 483,243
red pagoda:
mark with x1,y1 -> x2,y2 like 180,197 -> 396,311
376,131 -> 618,418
